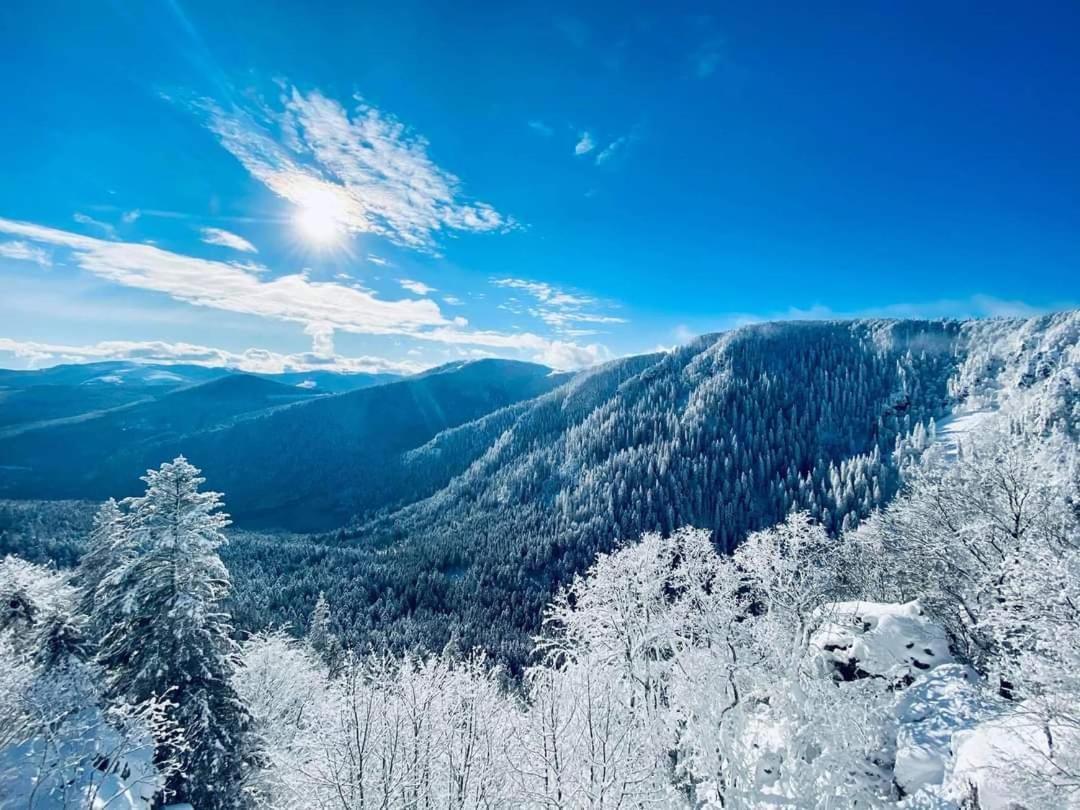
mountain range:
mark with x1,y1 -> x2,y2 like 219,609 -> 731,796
1,313 -> 1077,668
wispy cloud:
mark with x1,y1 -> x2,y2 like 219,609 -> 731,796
528,120 -> 553,136
399,278 -> 436,296
200,227 -> 258,253
366,254 -> 389,266
595,130 -> 639,166
442,295 -> 464,306
574,132 -> 596,156
492,277 -> 628,335
192,85 -> 513,252
0,336 -> 423,375
0,240 -> 51,267
0,218 -> 611,370
73,212 -> 117,239
121,209 -> 141,224
0,217 -> 445,336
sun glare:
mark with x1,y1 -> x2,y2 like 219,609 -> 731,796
292,185 -> 349,247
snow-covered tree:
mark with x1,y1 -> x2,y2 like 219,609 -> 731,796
307,590 -> 342,671
75,497 -> 126,624
96,456 -> 259,809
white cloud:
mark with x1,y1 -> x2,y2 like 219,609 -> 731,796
399,278 -> 436,296
442,295 -> 464,306
121,210 -> 141,224
366,254 -> 389,266
304,321 -> 335,357
595,132 -> 637,166
195,86 -> 513,252
491,277 -> 627,335
73,212 -> 117,239
574,132 -> 595,156
0,217 -> 444,336
534,340 -> 613,370
0,217 -> 611,370
200,227 -> 258,253
672,324 -> 697,344
0,240 -> 51,267
528,120 -> 553,136
0,336 -> 424,376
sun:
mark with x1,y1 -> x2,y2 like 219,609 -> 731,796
292,185 -> 349,247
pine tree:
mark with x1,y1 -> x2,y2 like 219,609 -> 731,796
76,498 -> 126,627
308,590 -> 342,672
308,591 -> 332,654
96,456 -> 258,809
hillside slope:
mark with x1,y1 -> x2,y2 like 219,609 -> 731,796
241,313 -> 1071,667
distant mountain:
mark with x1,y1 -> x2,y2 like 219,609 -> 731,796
0,361 -> 399,435
0,360 -> 226,389
0,373 -> 320,493
0,359 -> 571,530
251,369 -> 401,394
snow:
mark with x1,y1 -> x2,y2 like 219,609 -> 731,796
894,664 -> 1001,796
942,704 -> 1080,809
0,706 -> 160,810
932,409 -> 993,462
810,602 -> 1032,803
810,601 -> 953,682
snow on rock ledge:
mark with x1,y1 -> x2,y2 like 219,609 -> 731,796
942,704 -> 1080,809
810,601 -> 953,683
894,664 -> 1001,798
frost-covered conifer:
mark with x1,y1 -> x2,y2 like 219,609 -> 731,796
76,497 -> 127,631
96,456 -> 258,809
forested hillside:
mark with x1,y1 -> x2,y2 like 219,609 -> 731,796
0,359 -> 568,529
2,314 -> 1076,672
219,313 -> 1076,667
294,319 -> 961,663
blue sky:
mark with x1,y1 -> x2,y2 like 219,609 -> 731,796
1,1 -> 1077,373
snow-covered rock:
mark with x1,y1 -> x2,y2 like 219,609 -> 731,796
894,664 -> 1001,796
810,601 -> 953,683
943,702 -> 1080,810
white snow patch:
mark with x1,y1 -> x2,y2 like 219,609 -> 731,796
811,601 -> 953,682
943,703 -> 1080,809
894,664 -> 1001,796
933,409 -> 993,462
143,370 -> 184,383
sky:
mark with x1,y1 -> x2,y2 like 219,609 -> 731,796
1,1 -> 1078,374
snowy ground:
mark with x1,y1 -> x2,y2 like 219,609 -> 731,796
932,409 -> 993,462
